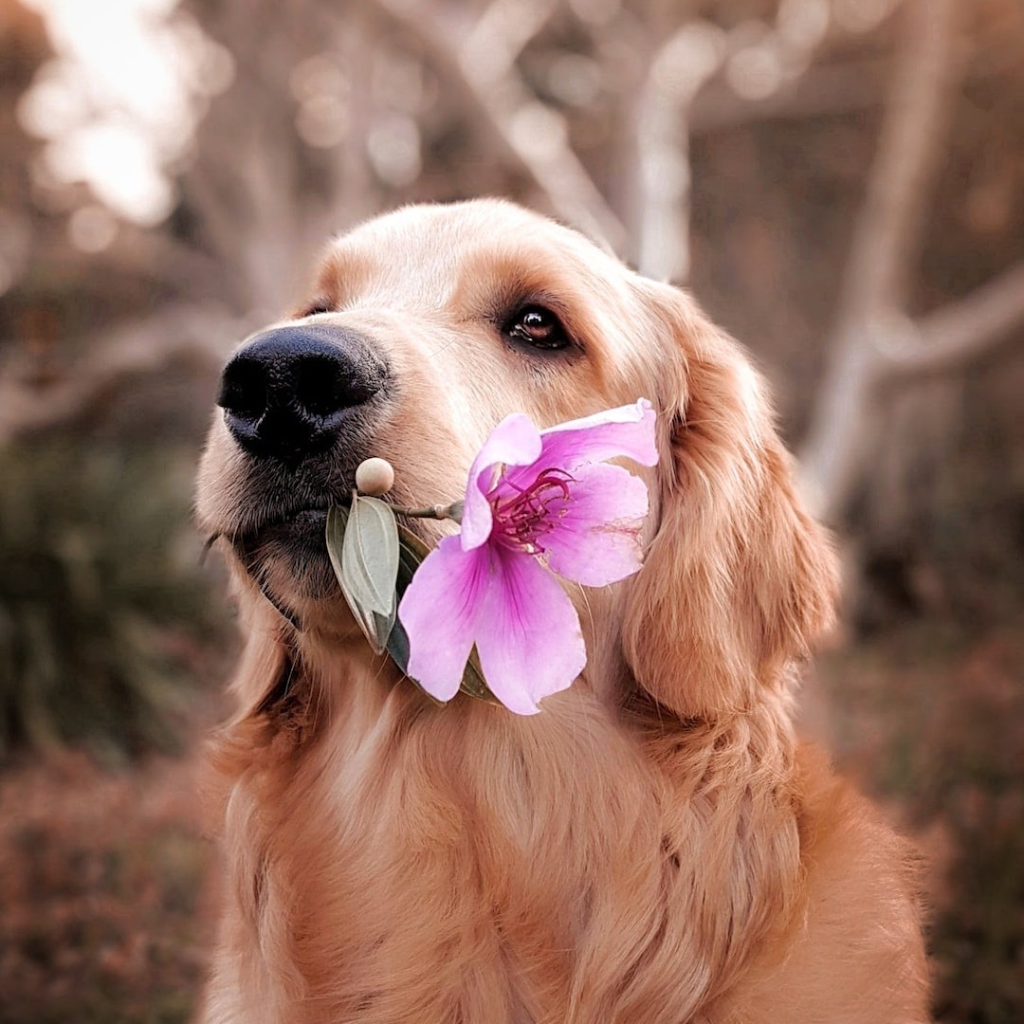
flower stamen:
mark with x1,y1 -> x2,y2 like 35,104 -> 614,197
492,468 -> 575,553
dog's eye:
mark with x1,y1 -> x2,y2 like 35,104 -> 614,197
505,306 -> 570,351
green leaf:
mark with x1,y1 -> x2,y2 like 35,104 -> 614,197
326,499 -> 399,654
346,495 -> 400,616
325,502 -> 351,568
395,520 -> 432,566
387,523 -> 430,675
328,512 -> 502,708
326,503 -> 368,640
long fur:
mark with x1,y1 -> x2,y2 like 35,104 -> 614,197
194,200 -> 930,1023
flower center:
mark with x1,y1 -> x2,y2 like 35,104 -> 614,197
491,468 -> 574,554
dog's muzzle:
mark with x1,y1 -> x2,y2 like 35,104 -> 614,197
217,324 -> 388,463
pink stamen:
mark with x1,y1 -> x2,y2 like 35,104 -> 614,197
491,468 -> 574,553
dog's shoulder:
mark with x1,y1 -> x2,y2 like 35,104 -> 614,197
711,742 -> 932,1024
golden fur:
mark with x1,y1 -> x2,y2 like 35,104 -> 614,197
195,199 -> 930,1023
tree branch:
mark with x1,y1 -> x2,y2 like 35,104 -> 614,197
879,262 -> 1024,378
632,3 -> 847,281
838,0 -> 961,319
0,304 -> 238,443
365,0 -> 625,251
634,21 -> 726,282
797,0 -> 965,523
460,0 -> 557,86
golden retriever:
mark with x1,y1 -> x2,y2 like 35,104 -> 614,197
195,199 -> 930,1023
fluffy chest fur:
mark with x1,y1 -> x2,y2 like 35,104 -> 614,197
205,651 -> 804,1024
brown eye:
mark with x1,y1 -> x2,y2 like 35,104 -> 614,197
505,305 -> 570,351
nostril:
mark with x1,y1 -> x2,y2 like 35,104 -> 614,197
294,356 -> 345,418
218,324 -> 387,460
219,358 -> 267,420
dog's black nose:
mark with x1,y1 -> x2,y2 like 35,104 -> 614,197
218,325 -> 386,460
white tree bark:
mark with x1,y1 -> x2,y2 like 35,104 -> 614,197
883,261 -> 1024,379
366,0 -> 625,250
793,0 -> 1024,524
634,22 -> 726,282
632,2 -> 843,283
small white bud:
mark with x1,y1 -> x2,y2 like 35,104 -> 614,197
355,457 -> 395,496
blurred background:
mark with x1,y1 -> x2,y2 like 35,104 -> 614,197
0,0 -> 1021,1020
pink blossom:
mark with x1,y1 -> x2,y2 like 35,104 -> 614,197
397,399 -> 658,714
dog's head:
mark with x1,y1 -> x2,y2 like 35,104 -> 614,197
197,199 -> 837,720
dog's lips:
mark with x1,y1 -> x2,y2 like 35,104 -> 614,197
234,506 -> 331,553
267,507 -> 330,530
225,504 -> 342,604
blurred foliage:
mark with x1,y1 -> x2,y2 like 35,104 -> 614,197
0,441 -> 218,764
0,754 -> 213,1024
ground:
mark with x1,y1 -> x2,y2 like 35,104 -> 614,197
0,753 -> 215,1024
0,614 -> 1021,1024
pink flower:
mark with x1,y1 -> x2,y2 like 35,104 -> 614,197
397,399 -> 658,714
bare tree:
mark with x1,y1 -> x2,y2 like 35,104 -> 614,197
5,0 -> 1022,569
796,0 -> 1024,524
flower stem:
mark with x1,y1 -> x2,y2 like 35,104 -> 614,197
387,500 -> 463,523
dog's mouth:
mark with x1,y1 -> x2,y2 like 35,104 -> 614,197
237,505 -> 331,548
223,503 -> 341,605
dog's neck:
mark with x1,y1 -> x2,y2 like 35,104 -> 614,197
228,595 -> 800,785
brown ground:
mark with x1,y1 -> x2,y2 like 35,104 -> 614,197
0,752 -> 217,1024
813,613 -> 1024,1024
1,614 -> 1021,1024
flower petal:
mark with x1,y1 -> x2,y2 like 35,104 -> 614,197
461,414 -> 543,551
398,536 -> 489,702
474,547 -> 586,715
541,463 -> 650,587
504,399 -> 658,494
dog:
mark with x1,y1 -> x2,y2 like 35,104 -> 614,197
195,199 -> 930,1023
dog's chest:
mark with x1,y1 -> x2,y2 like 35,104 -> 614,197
230,706 -> 669,1021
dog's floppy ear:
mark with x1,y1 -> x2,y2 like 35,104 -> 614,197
622,279 -> 839,719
